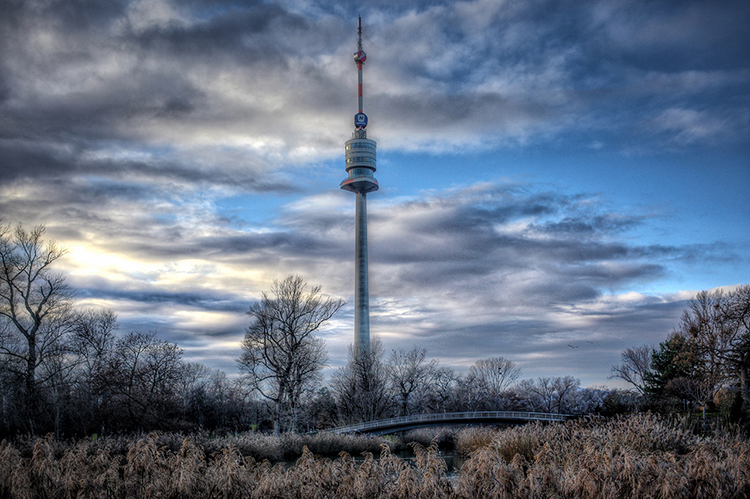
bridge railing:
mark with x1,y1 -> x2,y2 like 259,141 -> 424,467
329,411 -> 570,434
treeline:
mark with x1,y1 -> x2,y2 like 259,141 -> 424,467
234,275 -> 636,434
0,307 -> 264,437
0,223 -> 264,438
0,304 -> 633,438
0,223 -> 635,439
319,343 -> 636,429
6,221 -> 745,439
611,285 -> 750,422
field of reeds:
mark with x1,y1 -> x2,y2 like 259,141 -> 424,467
1,413 -> 748,498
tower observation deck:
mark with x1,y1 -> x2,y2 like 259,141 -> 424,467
341,17 -> 377,356
340,18 -> 378,195
341,135 -> 378,194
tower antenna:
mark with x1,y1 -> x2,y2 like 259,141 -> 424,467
357,16 -> 362,51
355,16 -> 366,114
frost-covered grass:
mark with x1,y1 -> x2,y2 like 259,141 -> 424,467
2,413 -> 748,498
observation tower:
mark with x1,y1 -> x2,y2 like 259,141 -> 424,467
341,17 -> 378,356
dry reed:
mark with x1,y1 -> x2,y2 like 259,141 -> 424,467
1,413 -> 748,498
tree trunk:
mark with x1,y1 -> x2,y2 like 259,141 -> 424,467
25,336 -> 38,434
274,401 -> 281,436
740,361 -> 749,411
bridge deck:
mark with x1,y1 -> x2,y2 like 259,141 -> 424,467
328,411 -> 570,435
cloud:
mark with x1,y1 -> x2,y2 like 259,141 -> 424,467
17,171 -> 707,380
7,161 -> 734,386
2,0 -> 747,189
0,0 -> 747,386
649,108 -> 732,144
593,0 -> 750,72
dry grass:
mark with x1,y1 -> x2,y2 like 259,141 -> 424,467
455,413 -> 750,499
1,414 -> 748,498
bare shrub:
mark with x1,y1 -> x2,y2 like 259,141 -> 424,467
455,426 -> 500,455
402,427 -> 456,450
168,438 -> 207,498
280,431 -> 387,459
411,441 -> 453,498
211,432 -> 284,462
289,446 -> 342,498
31,436 -> 62,498
489,425 -> 543,464
0,441 -> 19,497
455,446 -> 527,498
205,445 -> 256,499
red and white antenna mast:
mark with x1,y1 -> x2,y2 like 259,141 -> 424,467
355,16 -> 366,113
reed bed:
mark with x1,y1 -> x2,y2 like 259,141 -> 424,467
1,413 -> 748,498
455,413 -> 750,498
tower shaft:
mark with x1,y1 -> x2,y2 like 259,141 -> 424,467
341,17 -> 377,358
354,191 -> 370,354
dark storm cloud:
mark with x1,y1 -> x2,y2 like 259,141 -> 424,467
131,4 -> 309,59
0,77 -> 206,144
2,0 -> 746,198
64,174 -> 692,321
535,214 -> 643,236
412,0 -> 749,74
352,185 -> 711,316
0,140 -> 79,181
371,188 -> 652,267
0,160 -> 291,240
28,0 -> 128,30
119,229 -> 344,261
595,0 -> 750,72
363,0 -> 750,148
1,6 -> 205,139
82,286 -> 247,313
371,292 -> 686,385
0,0 -> 348,198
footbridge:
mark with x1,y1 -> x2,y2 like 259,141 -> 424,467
328,411 -> 571,436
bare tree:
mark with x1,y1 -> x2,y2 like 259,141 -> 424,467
459,357 -> 521,410
331,337 -> 394,424
678,286 -> 750,410
518,376 -> 580,414
0,223 -> 74,432
552,375 -> 581,413
72,308 -> 118,375
518,377 -> 555,412
468,357 -> 521,397
238,275 -> 343,434
387,347 -> 437,416
94,331 -> 184,431
610,345 -> 653,394
178,363 -> 247,431
715,285 -> 750,410
416,366 -> 459,413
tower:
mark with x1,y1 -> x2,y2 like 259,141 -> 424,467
341,17 -> 378,356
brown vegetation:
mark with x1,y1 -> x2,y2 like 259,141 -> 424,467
1,413 -> 748,498
454,413 -> 750,498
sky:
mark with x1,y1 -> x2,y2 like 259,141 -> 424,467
1,0 -> 748,388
